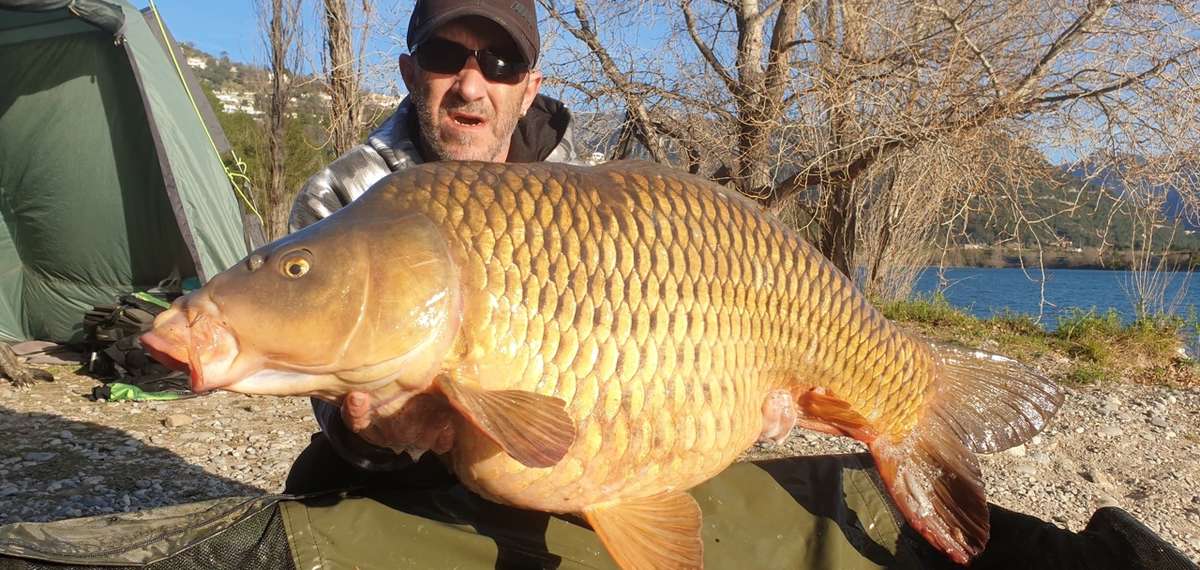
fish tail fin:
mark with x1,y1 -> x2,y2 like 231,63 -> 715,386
795,386 -> 986,564
924,341 -> 1064,454
869,340 -> 1064,564
869,411 -> 988,564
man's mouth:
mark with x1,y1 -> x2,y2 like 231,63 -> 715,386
448,111 -> 486,128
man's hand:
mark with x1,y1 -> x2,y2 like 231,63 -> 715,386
339,391 -> 456,459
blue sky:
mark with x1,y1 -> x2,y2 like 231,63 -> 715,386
140,0 -> 264,63
139,0 -> 416,93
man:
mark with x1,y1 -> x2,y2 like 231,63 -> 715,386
284,0 -> 580,493
280,3 -> 1194,569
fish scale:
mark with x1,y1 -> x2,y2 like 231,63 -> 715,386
143,159 -> 1063,568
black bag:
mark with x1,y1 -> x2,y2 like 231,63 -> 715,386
81,292 -> 178,380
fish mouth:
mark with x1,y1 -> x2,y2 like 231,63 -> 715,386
141,302 -> 252,394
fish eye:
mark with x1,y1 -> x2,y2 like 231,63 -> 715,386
279,250 -> 313,279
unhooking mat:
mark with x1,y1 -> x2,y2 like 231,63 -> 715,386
0,454 -> 1193,570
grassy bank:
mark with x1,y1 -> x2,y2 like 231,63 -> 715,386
879,295 -> 1200,387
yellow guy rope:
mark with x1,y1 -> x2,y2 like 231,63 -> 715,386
147,0 -> 266,230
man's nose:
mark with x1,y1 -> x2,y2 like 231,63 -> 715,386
452,57 -> 488,102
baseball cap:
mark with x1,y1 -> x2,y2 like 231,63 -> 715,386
407,0 -> 540,67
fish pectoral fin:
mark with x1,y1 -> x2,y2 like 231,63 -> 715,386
436,377 -> 575,468
584,492 -> 704,570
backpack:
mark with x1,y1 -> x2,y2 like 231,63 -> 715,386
81,292 -> 179,380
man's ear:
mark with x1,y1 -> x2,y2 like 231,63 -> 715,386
399,54 -> 417,92
520,70 -> 543,116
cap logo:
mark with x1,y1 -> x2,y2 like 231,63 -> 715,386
510,1 -> 533,26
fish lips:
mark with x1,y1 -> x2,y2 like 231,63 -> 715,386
141,306 -> 243,394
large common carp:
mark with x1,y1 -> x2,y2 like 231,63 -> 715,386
142,160 -> 1062,568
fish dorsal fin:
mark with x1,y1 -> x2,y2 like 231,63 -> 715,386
584,492 -> 704,570
436,376 -> 575,468
928,341 -> 1064,454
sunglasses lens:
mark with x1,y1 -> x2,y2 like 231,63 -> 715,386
416,39 -> 469,74
478,53 -> 528,84
416,39 -> 528,83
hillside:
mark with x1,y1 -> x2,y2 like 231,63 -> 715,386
177,44 -> 404,204
951,171 -> 1200,269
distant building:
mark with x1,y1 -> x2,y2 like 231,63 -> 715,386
214,90 -> 261,116
185,56 -> 207,70
362,92 -> 400,108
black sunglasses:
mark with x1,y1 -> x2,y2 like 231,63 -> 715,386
414,38 -> 529,84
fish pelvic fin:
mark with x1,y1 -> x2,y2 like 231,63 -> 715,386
436,377 -> 576,468
583,492 -> 704,570
928,341 -> 1064,454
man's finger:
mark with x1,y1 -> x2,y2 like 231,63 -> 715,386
342,391 -> 373,432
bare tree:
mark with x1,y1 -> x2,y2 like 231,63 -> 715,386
540,0 -> 1200,283
256,0 -> 305,240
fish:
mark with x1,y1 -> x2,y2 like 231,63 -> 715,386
141,160 -> 1063,569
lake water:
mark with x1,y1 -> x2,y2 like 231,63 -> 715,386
910,267 -> 1200,330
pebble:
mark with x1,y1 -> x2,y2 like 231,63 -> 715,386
1081,466 -> 1111,487
164,414 -> 193,428
1096,494 -> 1120,509
1013,464 -> 1039,477
1098,425 -> 1123,437
1030,436 -> 1042,446
1006,445 -> 1027,458
1149,416 -> 1169,429
22,452 -> 56,462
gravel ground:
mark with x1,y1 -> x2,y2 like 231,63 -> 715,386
1,365 -> 1198,564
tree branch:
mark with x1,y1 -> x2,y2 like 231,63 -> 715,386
539,0 -> 668,162
1033,46 -> 1200,105
681,0 -> 738,93
1009,0 -> 1114,101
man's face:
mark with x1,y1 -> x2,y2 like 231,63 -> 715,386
400,17 -> 542,162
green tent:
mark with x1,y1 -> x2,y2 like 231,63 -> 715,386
0,0 -> 252,343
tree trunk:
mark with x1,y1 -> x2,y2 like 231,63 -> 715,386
324,0 -> 360,157
818,177 -> 857,278
265,0 -> 292,240
0,343 -> 52,388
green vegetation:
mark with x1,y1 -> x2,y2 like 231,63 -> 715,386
878,295 -> 1200,387
184,43 -> 399,218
